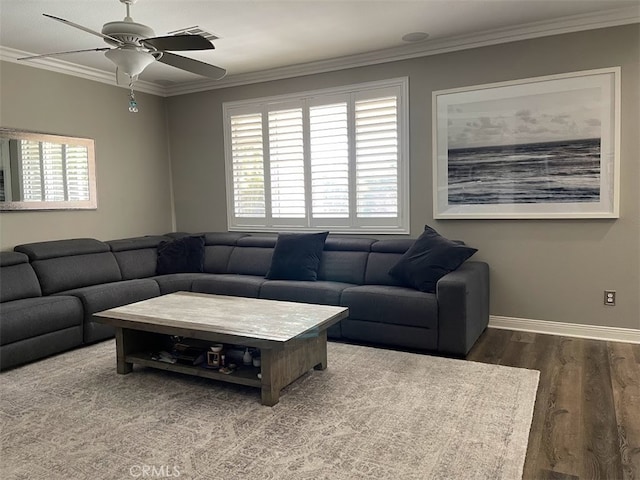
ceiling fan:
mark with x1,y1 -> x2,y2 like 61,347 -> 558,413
18,0 -> 226,97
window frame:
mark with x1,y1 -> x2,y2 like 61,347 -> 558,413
223,77 -> 409,234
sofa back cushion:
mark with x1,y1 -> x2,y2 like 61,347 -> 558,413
317,237 -> 376,285
203,232 -> 248,273
15,238 -> 121,295
226,236 -> 276,276
108,236 -> 170,280
364,239 -> 413,286
0,252 -> 42,302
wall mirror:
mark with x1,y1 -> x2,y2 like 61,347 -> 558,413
0,128 -> 97,211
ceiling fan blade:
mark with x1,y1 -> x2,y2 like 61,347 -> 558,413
142,34 -> 214,52
18,47 -> 111,61
157,52 -> 226,80
43,13 -> 123,45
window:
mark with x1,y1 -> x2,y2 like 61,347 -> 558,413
223,78 -> 409,234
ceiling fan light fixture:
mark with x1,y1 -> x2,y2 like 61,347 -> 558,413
105,48 -> 155,76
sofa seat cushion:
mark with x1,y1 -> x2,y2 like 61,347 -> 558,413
152,273 -> 212,295
0,296 -> 83,345
58,278 -> 161,316
341,319 -> 438,351
260,280 -> 351,305
1,327 -> 83,371
191,274 -> 266,298
340,285 -> 438,329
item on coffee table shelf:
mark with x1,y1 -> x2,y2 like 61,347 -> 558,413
243,347 -> 252,366
172,343 -> 206,366
252,356 -> 261,368
207,344 -> 224,368
223,346 -> 245,364
151,351 -> 177,364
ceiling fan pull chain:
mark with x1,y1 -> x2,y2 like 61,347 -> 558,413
128,87 -> 138,113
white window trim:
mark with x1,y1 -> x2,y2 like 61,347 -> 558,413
223,77 -> 410,234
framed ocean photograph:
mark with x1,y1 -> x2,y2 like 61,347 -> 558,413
432,67 -> 620,219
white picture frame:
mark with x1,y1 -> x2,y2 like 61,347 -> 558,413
432,67 -> 620,219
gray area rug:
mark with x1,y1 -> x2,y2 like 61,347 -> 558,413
1,340 -> 539,479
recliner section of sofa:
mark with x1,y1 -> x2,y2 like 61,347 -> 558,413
1,231 -> 490,371
0,251 -> 83,370
14,238 -> 161,344
192,234 -> 273,298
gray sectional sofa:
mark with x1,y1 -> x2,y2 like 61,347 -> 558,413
0,232 -> 490,371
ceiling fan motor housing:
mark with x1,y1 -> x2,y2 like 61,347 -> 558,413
102,20 -> 155,46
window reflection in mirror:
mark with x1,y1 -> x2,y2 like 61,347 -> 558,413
0,128 -> 97,210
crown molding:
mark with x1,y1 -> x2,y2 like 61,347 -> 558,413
0,46 -> 165,96
1,5 -> 638,98
164,5 -> 639,96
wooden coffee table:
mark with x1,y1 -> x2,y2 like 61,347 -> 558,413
93,292 -> 348,406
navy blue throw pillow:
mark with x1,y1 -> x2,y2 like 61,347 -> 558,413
388,226 -> 477,293
156,235 -> 205,275
265,232 -> 329,281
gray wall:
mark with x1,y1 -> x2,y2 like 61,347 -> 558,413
0,61 -> 174,249
166,25 -> 639,330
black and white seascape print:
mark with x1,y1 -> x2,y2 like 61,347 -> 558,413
446,87 -> 602,205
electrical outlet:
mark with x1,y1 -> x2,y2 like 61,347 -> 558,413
604,290 -> 616,306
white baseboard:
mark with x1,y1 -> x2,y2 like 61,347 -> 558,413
489,315 -> 640,344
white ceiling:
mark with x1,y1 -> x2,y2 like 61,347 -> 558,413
1,0 -> 639,93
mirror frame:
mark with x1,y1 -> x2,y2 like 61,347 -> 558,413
0,128 -> 97,211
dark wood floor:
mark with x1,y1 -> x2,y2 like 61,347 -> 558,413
467,328 -> 640,480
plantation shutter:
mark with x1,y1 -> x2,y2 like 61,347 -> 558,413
268,108 -> 305,218
230,113 -> 265,217
309,102 -> 349,219
355,96 -> 398,217
224,77 -> 408,233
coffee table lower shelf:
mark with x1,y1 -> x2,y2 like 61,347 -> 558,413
125,353 -> 262,388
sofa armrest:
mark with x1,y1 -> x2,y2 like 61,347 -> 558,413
436,261 -> 490,356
